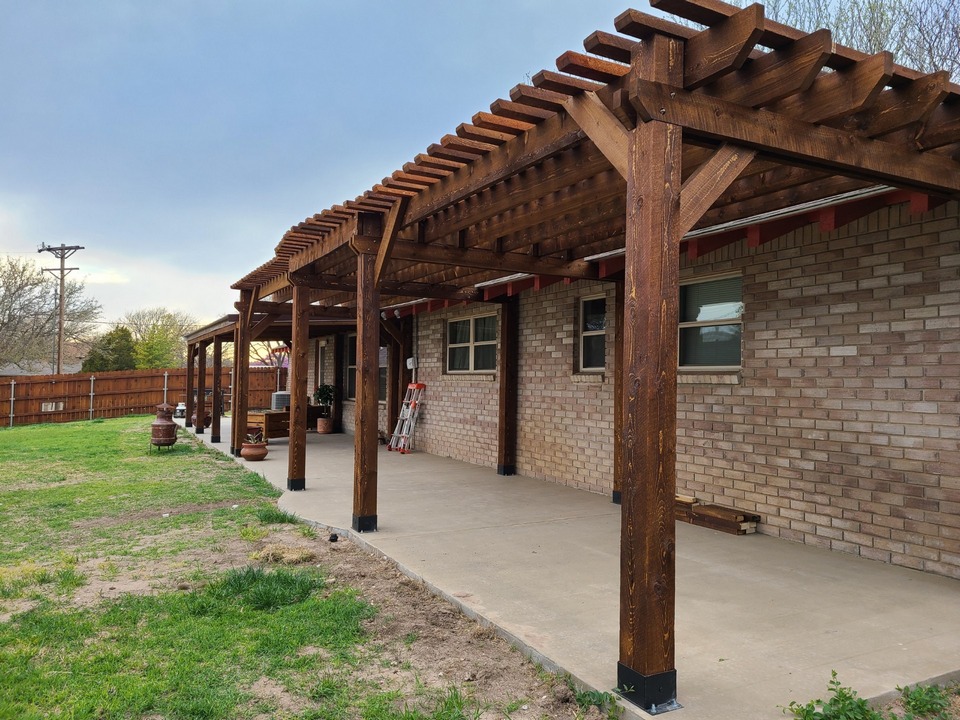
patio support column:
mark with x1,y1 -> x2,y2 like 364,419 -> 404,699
497,296 -> 519,475
233,289 -> 253,456
613,277 -> 624,504
333,333 -> 345,434
618,33 -> 682,714
353,250 -> 379,532
185,343 -> 195,429
195,341 -> 207,435
287,283 -> 310,491
211,337 -> 223,443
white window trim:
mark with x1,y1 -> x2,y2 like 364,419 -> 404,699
678,272 -> 743,370
447,314 -> 497,374
346,333 -> 357,400
579,294 -> 607,373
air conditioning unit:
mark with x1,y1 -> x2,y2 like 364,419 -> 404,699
271,391 -> 291,411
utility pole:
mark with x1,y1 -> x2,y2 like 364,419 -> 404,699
38,243 -> 84,375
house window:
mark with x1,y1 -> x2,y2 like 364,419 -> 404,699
346,334 -> 357,399
346,335 -> 387,401
447,315 -> 497,373
679,274 -> 743,368
579,296 -> 606,371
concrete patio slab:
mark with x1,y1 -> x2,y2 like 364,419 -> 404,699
185,420 -> 960,719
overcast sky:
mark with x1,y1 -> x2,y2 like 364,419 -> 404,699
0,1 -> 641,330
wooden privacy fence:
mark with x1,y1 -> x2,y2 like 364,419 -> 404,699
0,367 -> 287,427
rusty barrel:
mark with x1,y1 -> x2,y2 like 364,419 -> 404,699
151,402 -> 178,448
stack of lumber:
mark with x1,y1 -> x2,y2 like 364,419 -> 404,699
674,495 -> 760,535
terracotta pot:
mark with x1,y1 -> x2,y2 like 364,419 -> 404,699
240,442 -> 268,461
316,416 -> 335,434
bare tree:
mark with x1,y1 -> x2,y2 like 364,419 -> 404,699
249,340 -> 289,367
0,256 -> 101,372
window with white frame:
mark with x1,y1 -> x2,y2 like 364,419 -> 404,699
579,296 -> 606,371
678,274 -> 743,368
447,315 -> 497,372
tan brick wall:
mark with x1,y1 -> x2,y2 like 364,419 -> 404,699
405,201 -> 959,579
414,305 -> 501,466
676,200 -> 960,579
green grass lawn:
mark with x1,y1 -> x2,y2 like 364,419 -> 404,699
0,417 -> 541,720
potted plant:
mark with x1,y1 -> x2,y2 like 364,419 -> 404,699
240,433 -> 268,461
313,384 -> 336,434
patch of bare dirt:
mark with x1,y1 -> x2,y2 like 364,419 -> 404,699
0,598 -> 38,623
247,676 -> 312,719
56,520 -> 585,718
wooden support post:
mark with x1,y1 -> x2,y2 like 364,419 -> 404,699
613,277 -> 624,504
333,333 -> 345,434
195,342 -> 207,435
497,297 -> 519,475
618,34 -> 682,714
233,290 -> 254,456
353,251 -> 380,532
185,343 -> 195,429
287,284 -> 310,491
211,337 -> 223,443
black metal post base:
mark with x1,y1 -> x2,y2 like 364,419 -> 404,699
612,490 -> 622,504
287,478 -> 305,491
497,464 -> 516,476
210,435 -> 220,443
617,664 -> 680,715
195,427 -> 204,435
352,514 -> 377,532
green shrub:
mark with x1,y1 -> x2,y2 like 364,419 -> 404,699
784,672 -> 883,720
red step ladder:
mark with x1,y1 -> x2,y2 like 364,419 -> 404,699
388,383 -> 426,454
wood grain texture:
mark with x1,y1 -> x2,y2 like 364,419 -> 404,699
632,79 -> 960,195
678,143 -> 757,235
287,284 -> 310,488
194,342 -> 207,435
620,33 -> 681,677
353,252 -> 380,524
185,343 -> 195,430
563,91 -> 630,179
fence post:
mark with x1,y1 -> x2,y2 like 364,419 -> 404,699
89,376 -> 96,420
8,379 -> 14,427
163,371 -> 169,404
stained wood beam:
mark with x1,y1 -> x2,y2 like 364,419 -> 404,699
563,92 -> 630,179
678,143 -> 757,235
918,100 -> 960,150
631,79 -> 960,195
619,32 -> 681,713
772,51 -> 893,124
420,146 -> 612,243
683,3 -> 764,89
287,284 -> 309,491
455,123 -> 514,145
532,69 -> 605,95
290,267 -> 488,303
404,112 -> 586,227
373,197 -> 409,288
211,338 -> 223,443
840,72 -> 950,138
703,28 -> 831,107
249,314 -> 279,341
359,238 -> 599,280
353,252 -> 379,532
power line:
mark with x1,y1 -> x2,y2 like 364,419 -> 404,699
38,243 -> 84,375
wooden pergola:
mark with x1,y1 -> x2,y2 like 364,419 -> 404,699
230,0 -> 960,711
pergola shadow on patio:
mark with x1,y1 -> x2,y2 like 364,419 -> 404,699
184,417 -> 960,720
